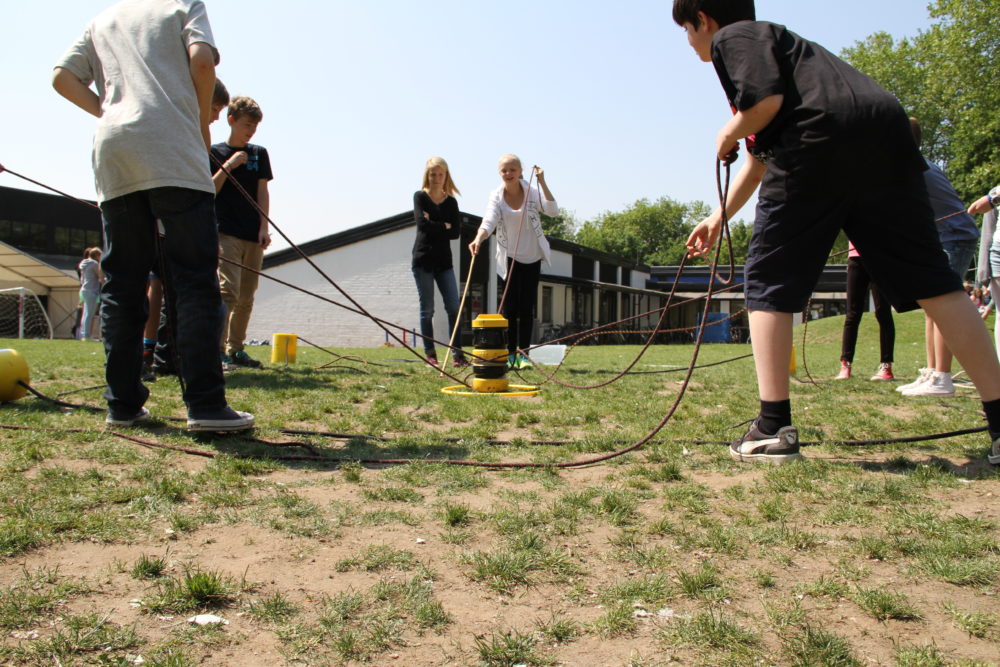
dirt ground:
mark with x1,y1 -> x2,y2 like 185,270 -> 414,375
2,445 -> 999,666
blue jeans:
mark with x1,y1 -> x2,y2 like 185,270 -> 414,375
941,239 -> 977,283
78,291 -> 99,340
411,266 -> 461,357
100,187 -> 227,417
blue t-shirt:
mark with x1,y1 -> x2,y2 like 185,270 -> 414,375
923,159 -> 978,243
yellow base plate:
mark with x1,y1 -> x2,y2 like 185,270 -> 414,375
440,384 -> 540,397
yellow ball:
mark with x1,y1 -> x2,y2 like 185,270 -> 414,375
0,349 -> 30,402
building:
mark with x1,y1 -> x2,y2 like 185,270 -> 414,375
646,264 -> 850,344
252,211 -> 665,348
0,185 -> 102,338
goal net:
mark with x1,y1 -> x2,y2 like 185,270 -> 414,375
0,287 -> 53,339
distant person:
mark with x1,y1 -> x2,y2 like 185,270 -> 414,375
411,157 -> 469,367
469,155 -> 558,369
77,247 -> 102,341
53,0 -> 253,431
212,95 -> 271,369
835,242 -> 894,381
897,118 -> 981,398
675,0 -> 1000,467
972,184 -> 1000,353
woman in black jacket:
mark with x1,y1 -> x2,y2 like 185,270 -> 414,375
411,157 -> 468,366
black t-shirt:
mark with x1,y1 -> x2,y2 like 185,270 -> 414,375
211,142 -> 273,241
411,191 -> 461,271
711,21 -> 926,200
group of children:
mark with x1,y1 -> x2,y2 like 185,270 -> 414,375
53,0 -> 269,431
53,0 -> 1000,466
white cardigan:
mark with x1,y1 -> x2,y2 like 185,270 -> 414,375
479,179 -> 558,280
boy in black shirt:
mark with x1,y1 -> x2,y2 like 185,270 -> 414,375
211,96 -> 273,369
674,0 -> 1000,466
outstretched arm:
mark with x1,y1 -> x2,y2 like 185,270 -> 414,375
52,68 -> 101,118
969,186 -> 1000,216
686,157 -> 766,258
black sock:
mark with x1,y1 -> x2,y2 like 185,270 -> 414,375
982,398 -> 1000,440
758,399 -> 792,435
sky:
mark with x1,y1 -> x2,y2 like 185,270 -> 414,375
2,1 -> 935,252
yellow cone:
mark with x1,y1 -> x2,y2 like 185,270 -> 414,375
271,333 -> 298,364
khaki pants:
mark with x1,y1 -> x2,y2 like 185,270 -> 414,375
218,233 -> 263,354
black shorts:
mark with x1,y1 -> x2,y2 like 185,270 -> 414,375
744,171 -> 962,313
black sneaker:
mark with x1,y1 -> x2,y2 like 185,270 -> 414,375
187,406 -> 255,432
730,419 -> 801,465
231,349 -> 263,369
989,437 -> 1000,466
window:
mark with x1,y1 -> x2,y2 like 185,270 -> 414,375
573,287 -> 592,325
541,286 -> 553,323
54,226 -> 71,254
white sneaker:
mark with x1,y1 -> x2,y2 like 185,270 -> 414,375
896,368 -> 932,393
903,371 -> 954,397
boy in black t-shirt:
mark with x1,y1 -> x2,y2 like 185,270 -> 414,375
673,0 -> 1000,466
211,96 -> 273,369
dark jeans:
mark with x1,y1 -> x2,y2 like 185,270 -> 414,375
500,258 -> 541,354
100,187 -> 227,417
412,265 -> 462,357
841,256 -> 894,364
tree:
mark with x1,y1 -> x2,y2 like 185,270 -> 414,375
841,0 -> 1000,202
573,197 -> 712,266
540,208 -> 577,240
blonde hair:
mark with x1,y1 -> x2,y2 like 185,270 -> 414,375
421,157 -> 460,197
86,247 -> 101,259
498,154 -> 522,169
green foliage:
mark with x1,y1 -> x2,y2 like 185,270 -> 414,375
540,208 -> 578,240
573,196 -> 714,266
842,0 -> 1000,202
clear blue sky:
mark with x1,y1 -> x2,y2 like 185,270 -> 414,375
3,1 -> 933,251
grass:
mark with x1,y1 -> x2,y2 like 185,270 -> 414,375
335,545 -> 418,572
1,314 -> 999,664
131,553 -> 168,579
144,566 -> 240,613
474,628 -> 551,666
850,585 -> 922,621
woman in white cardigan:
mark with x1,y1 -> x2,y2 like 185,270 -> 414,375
469,154 -> 558,369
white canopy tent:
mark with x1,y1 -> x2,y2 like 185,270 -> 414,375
0,240 -> 81,338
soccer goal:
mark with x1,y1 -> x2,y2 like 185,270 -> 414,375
0,287 -> 53,339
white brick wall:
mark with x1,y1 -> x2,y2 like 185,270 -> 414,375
248,228 -> 459,349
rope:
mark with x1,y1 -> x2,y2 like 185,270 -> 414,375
441,252 -> 476,369
0,164 -> 101,211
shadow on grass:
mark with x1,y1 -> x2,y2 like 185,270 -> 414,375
855,454 -> 999,480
